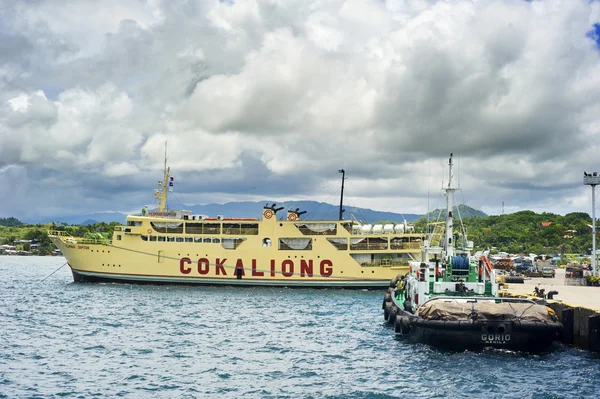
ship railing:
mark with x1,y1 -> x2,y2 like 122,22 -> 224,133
349,241 -> 424,251
77,237 -> 112,245
361,259 -> 410,267
222,227 -> 259,235
350,242 -> 389,250
296,226 -> 337,235
48,230 -> 70,237
390,242 -> 422,250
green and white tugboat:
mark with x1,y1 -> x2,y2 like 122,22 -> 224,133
382,154 -> 562,352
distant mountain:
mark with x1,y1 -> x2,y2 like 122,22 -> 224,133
416,204 -> 487,222
22,201 -> 424,225
23,212 -> 129,225
187,201 -> 422,223
23,202 -> 490,225
80,219 -> 102,226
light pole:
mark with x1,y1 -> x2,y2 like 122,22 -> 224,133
584,172 -> 600,276
338,169 -> 345,220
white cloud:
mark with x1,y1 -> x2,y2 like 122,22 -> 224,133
1,0 -> 600,220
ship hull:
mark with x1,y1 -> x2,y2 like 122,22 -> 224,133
400,314 -> 562,353
51,228 -> 420,289
69,268 -> 390,288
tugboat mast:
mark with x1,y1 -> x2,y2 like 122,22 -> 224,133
445,154 -> 456,258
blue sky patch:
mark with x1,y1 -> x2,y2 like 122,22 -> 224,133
587,23 -> 600,49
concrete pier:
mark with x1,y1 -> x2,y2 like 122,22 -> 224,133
503,268 -> 600,352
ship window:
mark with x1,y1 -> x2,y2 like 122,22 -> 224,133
326,238 -> 347,250
176,237 -> 184,242
350,237 -> 388,250
194,237 -> 202,243
295,223 -> 337,235
341,222 -> 353,233
149,236 -> 157,242
223,223 -> 241,235
221,223 -> 260,235
212,238 -> 220,243
390,236 -> 423,250
185,237 -> 193,243
117,235 -> 122,241
203,237 -> 211,243
204,223 -> 221,234
127,221 -> 143,226
262,238 -> 272,247
141,235 -> 147,241
241,223 -> 259,235
278,238 -> 312,250
167,236 -> 175,242
150,222 -> 183,234
158,236 -> 166,242
185,222 -> 203,234
222,238 -> 246,249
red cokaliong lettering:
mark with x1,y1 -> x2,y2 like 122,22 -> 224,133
180,257 -> 191,274
320,260 -> 333,277
178,258 -> 333,277
235,259 -> 246,276
198,258 -> 209,275
281,259 -> 294,277
300,260 -> 313,277
215,258 -> 227,275
252,259 -> 264,277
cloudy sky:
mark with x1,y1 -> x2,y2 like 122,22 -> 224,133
1,0 -> 600,221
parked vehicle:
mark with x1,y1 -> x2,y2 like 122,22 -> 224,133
542,266 -> 555,278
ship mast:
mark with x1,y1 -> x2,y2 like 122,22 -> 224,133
445,153 -> 456,258
154,142 -> 170,212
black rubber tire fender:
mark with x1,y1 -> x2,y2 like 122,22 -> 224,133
384,291 -> 392,303
395,316 -> 410,334
394,315 -> 403,333
384,301 -> 393,321
388,306 -> 398,325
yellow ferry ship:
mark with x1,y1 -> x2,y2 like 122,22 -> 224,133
49,162 -> 425,288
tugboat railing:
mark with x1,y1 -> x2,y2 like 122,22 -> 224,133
422,296 -> 537,306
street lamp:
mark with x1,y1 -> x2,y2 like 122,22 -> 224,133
584,172 -> 600,275
338,169 -> 345,220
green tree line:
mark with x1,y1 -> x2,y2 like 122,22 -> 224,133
414,210 -> 594,255
0,221 -> 122,256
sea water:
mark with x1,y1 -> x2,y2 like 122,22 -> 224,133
1,257 -> 599,399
